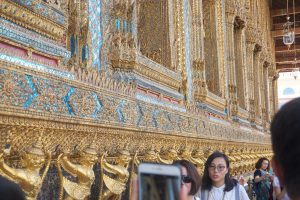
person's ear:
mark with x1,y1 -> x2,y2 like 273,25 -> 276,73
272,156 -> 284,184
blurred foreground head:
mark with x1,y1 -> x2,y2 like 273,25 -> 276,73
0,175 -> 25,200
271,97 -> 300,200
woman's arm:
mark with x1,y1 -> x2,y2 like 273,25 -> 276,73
254,170 -> 265,183
274,186 -> 287,200
254,175 -> 265,183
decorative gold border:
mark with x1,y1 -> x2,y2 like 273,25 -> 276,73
0,0 -> 66,41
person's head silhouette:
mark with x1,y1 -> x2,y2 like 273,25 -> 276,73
271,97 -> 300,200
0,175 -> 25,200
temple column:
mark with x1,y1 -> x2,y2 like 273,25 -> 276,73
216,0 -> 226,98
245,40 -> 255,123
260,58 -> 270,129
253,47 -> 262,125
267,63 -> 276,122
272,72 -> 279,114
174,0 -> 188,103
191,0 -> 208,102
268,73 -> 274,120
264,63 -> 270,124
233,17 -> 246,111
225,5 -> 238,118
259,57 -> 266,127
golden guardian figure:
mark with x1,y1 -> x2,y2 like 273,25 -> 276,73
100,148 -> 131,200
56,143 -> 98,200
0,140 -> 51,200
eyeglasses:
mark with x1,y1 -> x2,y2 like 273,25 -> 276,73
181,175 -> 193,183
208,165 -> 226,172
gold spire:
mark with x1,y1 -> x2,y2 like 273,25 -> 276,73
25,135 -> 44,156
82,134 -> 98,155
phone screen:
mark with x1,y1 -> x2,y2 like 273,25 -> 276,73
140,173 -> 180,200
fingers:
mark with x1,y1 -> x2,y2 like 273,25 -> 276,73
130,177 -> 139,200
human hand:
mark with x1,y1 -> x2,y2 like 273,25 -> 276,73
130,176 -> 138,200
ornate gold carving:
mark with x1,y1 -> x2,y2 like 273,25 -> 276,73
203,0 -> 221,96
193,59 -> 208,101
138,0 -> 172,70
100,147 -> 131,200
179,146 -> 205,175
0,0 -> 66,41
0,0 -> 278,198
0,137 -> 51,200
159,146 -> 179,164
56,142 -> 98,200
0,115 -> 272,199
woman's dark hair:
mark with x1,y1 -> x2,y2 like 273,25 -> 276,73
173,160 -> 201,195
271,97 -> 300,199
255,157 -> 270,171
0,175 -> 25,200
202,151 -> 237,192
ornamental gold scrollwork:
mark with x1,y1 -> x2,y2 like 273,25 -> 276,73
179,146 -> 204,175
0,138 -> 51,200
159,146 -> 179,164
0,0 -> 66,41
56,143 -> 98,200
141,146 -> 162,163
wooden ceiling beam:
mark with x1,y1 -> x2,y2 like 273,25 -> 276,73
275,45 -> 300,52
271,6 -> 300,17
276,63 -> 300,71
273,21 -> 300,30
272,27 -> 300,37
276,59 -> 300,65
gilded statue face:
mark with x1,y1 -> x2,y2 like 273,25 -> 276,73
168,150 -> 177,159
22,154 -> 45,169
117,154 -> 131,165
181,150 -> 191,157
80,153 -> 98,166
145,153 -> 157,161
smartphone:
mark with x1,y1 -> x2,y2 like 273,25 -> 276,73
138,163 -> 181,200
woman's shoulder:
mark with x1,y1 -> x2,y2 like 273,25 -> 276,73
254,169 -> 262,176
237,184 -> 251,200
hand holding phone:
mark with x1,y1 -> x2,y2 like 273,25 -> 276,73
138,163 -> 181,200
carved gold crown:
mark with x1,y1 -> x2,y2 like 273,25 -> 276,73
118,143 -> 130,156
82,142 -> 98,155
25,136 -> 44,156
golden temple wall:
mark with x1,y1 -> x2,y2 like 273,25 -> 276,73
0,0 -> 276,199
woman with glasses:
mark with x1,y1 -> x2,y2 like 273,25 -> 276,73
253,158 -> 272,200
173,160 -> 201,200
199,151 -> 249,200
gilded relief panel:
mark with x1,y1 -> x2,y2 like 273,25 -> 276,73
203,0 -> 221,97
0,0 -> 279,198
138,0 -> 172,70
234,17 -> 246,110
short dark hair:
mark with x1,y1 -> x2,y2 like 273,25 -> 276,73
271,97 -> 300,199
173,160 -> 201,195
202,151 -> 237,192
255,157 -> 270,171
